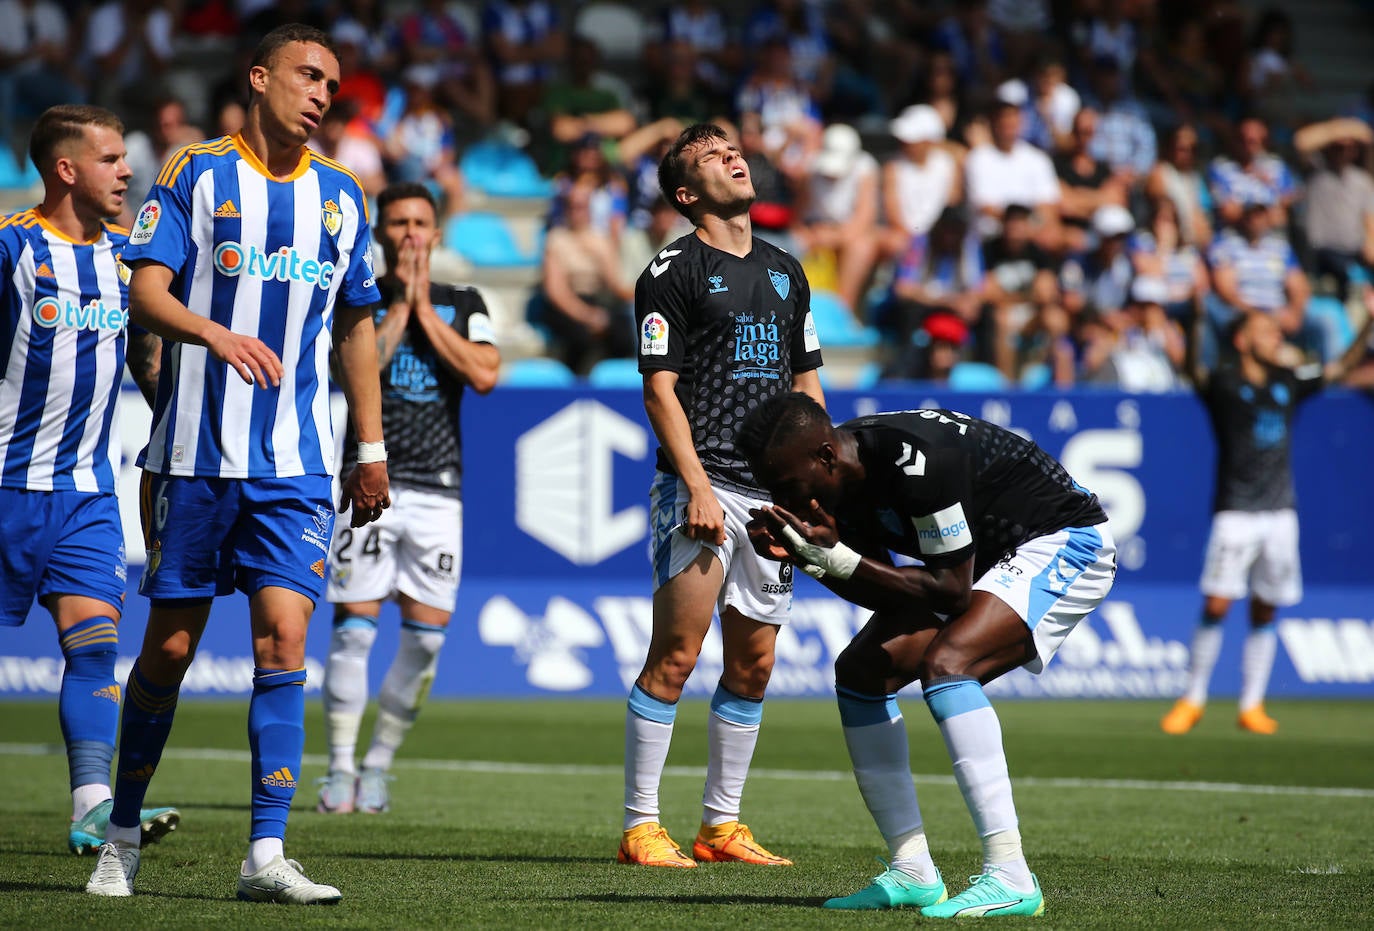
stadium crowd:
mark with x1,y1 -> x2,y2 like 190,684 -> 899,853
3,0 -> 1373,387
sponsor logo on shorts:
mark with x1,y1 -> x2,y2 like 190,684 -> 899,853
300,506 -> 332,554
310,558 -> 325,578
261,767 -> 297,788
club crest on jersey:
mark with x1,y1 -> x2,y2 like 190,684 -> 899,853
129,200 -> 160,245
321,199 -> 343,237
767,268 -> 790,300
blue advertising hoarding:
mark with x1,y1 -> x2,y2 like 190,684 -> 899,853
2,386 -> 1371,699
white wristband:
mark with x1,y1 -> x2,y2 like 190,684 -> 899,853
780,525 -> 862,580
356,441 -> 387,464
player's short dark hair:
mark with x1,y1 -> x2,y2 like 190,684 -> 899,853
252,23 -> 337,70
376,182 -> 438,221
29,105 -> 124,173
658,122 -> 730,220
736,392 -> 831,469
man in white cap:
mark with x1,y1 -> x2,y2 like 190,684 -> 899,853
1061,204 -> 1135,318
965,100 -> 1061,248
796,123 -> 881,312
882,104 -> 959,257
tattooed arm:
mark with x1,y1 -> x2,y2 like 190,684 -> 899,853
126,328 -> 162,408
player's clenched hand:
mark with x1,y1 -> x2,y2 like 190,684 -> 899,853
746,509 -> 790,562
339,461 -> 391,527
205,325 -> 283,388
684,491 -> 726,546
759,500 -> 839,552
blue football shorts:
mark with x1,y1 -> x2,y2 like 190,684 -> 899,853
0,488 -> 127,625
137,472 -> 335,603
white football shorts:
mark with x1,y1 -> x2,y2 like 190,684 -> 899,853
1199,508 -> 1301,606
648,471 -> 793,626
326,480 -> 463,612
974,522 -> 1118,674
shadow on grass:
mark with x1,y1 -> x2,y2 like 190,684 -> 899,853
559,893 -> 823,908
329,850 -> 604,865
0,879 -> 229,902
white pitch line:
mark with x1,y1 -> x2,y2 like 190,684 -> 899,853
4,742 -> 1372,799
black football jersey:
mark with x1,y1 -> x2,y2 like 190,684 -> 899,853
340,282 -> 495,493
1202,363 -> 1323,512
838,409 -> 1108,577
635,231 -> 824,495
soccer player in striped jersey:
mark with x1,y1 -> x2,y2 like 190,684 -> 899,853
85,25 -> 388,905
0,104 -> 180,856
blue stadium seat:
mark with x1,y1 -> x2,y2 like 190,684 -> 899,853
1019,363 -> 1052,389
501,357 -> 577,387
948,361 -> 1009,392
851,361 -> 883,390
459,140 -> 554,199
443,212 -> 539,268
809,290 -> 879,348
0,146 -> 39,190
1307,295 -> 1355,354
587,357 -> 643,388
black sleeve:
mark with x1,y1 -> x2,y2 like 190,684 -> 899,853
894,446 -> 976,568
788,253 -> 824,373
634,251 -> 692,373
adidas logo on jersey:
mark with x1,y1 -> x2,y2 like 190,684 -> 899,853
34,262 -> 55,279
261,767 -> 297,788
213,199 -> 241,218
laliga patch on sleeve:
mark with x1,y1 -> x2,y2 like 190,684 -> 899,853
802,311 -> 820,353
467,311 -> 496,345
129,200 -> 161,245
641,312 -> 669,356
912,501 -> 972,556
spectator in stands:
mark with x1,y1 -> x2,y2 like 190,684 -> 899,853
1070,0 -> 1137,85
738,112 -> 803,251
1207,116 -> 1299,232
793,123 -> 881,315
621,195 -> 690,286
548,133 -> 629,245
735,37 -> 821,169
997,52 -> 1080,153
84,0 -> 176,116
1295,118 -> 1374,302
396,0 -> 495,130
986,0 -> 1049,77
648,41 -> 718,125
1146,123 -> 1214,248
931,0 -> 1006,98
648,0 -> 738,105
915,50 -> 968,143
1208,201 -> 1322,360
331,22 -> 390,129
1081,276 -> 1187,391
744,0 -> 834,104
0,0 -> 83,144
483,0 -> 563,128
1245,8 -> 1313,132
824,0 -> 923,118
308,101 -> 387,199
1062,204 -> 1136,320
1130,197 -> 1210,322
881,207 -> 986,380
882,104 -> 961,258
983,203 -> 1061,378
541,36 -> 638,174
383,65 -> 466,218
1082,55 -> 1156,185
1056,108 -> 1129,255
541,180 -> 635,375
618,118 -> 687,230
124,96 -> 200,218
1158,17 -> 1226,132
965,100 -> 1061,248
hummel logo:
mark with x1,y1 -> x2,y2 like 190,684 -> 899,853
213,199 -> 241,218
34,262 -> 55,279
310,558 -> 325,578
121,763 -> 156,782
896,443 -> 926,476
649,248 -> 682,278
261,767 -> 297,788
93,684 -> 121,704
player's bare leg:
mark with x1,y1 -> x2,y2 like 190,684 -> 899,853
620,550 -> 721,867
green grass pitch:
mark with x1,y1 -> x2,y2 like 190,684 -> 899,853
1,698 -> 1372,929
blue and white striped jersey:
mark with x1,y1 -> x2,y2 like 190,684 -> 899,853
0,209 -> 129,493
125,134 -> 380,479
